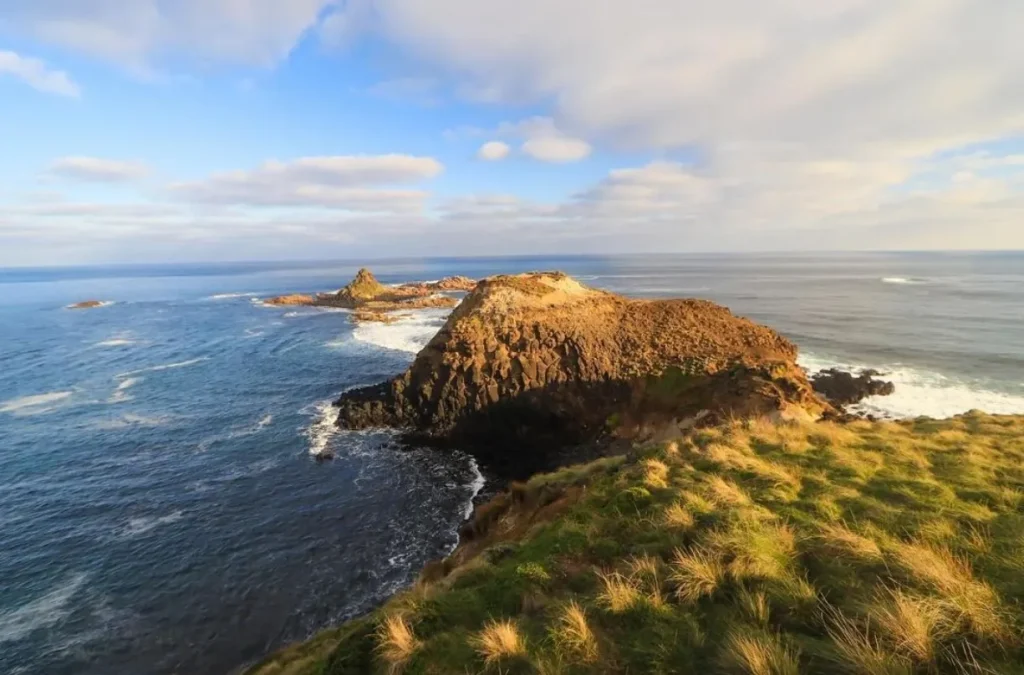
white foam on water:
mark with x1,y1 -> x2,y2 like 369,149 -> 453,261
243,328 -> 264,338
462,457 -> 487,520
206,292 -> 260,300
800,353 -> 1024,419
0,391 -> 73,416
94,333 -> 136,347
117,511 -> 184,538
108,377 -> 141,403
304,399 -> 339,457
92,413 -> 171,430
0,573 -> 89,644
881,276 -> 926,285
115,357 -> 208,379
196,413 -> 274,451
347,309 -> 449,355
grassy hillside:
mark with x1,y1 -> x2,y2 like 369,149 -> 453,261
247,413 -> 1024,674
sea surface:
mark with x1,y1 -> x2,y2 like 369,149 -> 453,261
1,252 -> 1022,674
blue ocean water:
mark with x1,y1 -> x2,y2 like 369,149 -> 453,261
1,253 -> 1022,674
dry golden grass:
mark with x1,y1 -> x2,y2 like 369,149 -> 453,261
737,589 -> 771,626
643,458 -> 670,488
720,628 -> 800,675
869,588 -> 950,663
472,619 -> 527,665
707,476 -> 753,506
375,614 -> 420,674
824,606 -> 914,675
597,572 -> 642,613
663,501 -> 696,529
889,541 -> 1007,641
716,521 -> 797,582
670,547 -> 726,603
815,522 -> 883,562
551,601 -> 598,663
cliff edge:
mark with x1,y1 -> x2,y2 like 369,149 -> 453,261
335,272 -> 830,464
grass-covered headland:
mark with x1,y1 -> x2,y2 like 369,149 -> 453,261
248,413 -> 1024,674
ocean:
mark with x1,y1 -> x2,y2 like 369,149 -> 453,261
1,252 -> 1022,674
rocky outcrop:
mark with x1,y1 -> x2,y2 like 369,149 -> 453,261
313,269 -> 458,312
811,368 -> 896,407
262,294 -> 314,306
67,300 -> 108,309
335,272 -> 831,468
397,275 -> 477,293
351,310 -> 412,324
260,269 -> 459,314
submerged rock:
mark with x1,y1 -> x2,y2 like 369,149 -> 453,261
810,368 -> 896,407
335,272 -> 831,467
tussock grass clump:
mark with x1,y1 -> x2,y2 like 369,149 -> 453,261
551,601 -> 599,663
375,615 -> 420,673
720,627 -> 801,675
597,572 -> 642,613
248,414 -> 1024,675
472,619 -> 527,665
671,546 -> 726,603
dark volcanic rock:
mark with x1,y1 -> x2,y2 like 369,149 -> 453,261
810,368 -> 895,407
335,272 -> 831,469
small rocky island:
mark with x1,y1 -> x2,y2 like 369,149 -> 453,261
66,300 -> 109,309
333,271 -> 831,470
262,269 -> 475,321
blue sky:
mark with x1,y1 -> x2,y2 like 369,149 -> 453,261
1,0 -> 1022,265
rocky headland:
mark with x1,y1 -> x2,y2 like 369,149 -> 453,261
261,269 -> 472,320
333,271 -> 831,473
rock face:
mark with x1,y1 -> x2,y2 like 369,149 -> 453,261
335,272 -> 830,465
67,300 -> 107,309
811,368 -> 896,407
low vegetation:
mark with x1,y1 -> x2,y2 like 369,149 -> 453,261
247,412 -> 1024,674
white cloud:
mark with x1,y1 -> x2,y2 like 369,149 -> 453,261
0,50 -> 79,96
1,0 -> 334,67
324,0 -> 1024,152
477,141 -> 510,161
169,155 -> 442,211
521,136 -> 591,163
49,157 -> 149,182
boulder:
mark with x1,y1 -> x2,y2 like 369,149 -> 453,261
398,276 -> 477,293
810,368 -> 896,407
335,272 -> 831,467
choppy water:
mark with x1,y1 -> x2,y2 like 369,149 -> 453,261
1,252 -> 1021,674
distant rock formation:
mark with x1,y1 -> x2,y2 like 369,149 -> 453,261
335,272 -> 831,469
351,310 -> 412,324
260,269 -> 461,315
67,300 -> 108,309
262,294 -> 314,306
397,276 -> 477,293
810,368 -> 895,407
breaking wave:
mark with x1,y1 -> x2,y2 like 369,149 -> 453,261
108,377 -> 140,404
348,309 -> 449,354
800,353 -> 1024,419
881,277 -> 926,285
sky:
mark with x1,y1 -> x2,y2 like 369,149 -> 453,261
0,0 -> 1022,265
